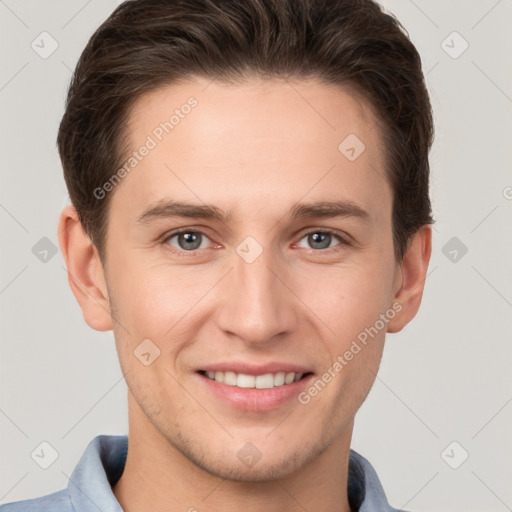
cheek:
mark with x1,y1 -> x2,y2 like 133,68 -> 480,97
109,256 -> 203,327
296,258 -> 392,400
295,259 -> 394,338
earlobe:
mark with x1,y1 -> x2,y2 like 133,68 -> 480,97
57,205 -> 113,332
386,225 -> 432,334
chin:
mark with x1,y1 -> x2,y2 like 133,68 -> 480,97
193,449 -> 312,483
164,426 -> 327,483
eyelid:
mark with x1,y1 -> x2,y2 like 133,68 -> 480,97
297,227 -> 351,243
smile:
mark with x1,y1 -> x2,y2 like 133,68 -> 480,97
199,370 -> 312,389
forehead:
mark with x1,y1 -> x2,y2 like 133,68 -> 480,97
115,77 -> 390,225
128,76 -> 382,153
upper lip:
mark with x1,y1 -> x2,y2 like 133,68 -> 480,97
198,361 -> 314,376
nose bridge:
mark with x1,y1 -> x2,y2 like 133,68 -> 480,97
216,239 -> 296,344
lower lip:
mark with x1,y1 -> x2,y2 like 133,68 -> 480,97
196,372 -> 315,412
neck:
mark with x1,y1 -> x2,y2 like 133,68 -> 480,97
113,395 -> 353,512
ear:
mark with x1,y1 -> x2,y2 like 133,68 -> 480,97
386,225 -> 432,334
57,205 -> 113,331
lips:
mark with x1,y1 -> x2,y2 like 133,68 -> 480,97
197,369 -> 315,411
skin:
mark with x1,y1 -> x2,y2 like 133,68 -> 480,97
58,77 -> 431,512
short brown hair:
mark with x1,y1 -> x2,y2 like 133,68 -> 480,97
57,0 -> 435,263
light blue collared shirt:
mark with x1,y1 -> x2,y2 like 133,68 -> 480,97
0,435 -> 405,511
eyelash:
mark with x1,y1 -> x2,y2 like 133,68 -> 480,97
161,227 -> 351,257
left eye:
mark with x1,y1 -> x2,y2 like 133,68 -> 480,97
165,231 -> 211,251
296,231 -> 344,250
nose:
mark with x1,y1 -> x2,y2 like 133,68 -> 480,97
214,243 -> 298,347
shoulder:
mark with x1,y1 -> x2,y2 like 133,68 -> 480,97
0,489 -> 73,512
0,434 -> 127,512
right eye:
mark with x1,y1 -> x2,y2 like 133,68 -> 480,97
163,229 -> 214,253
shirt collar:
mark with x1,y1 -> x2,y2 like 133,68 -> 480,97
67,434 -> 398,512
68,435 -> 126,512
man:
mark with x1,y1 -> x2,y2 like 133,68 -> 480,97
1,0 -> 434,510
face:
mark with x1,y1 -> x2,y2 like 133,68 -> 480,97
102,77 -> 402,481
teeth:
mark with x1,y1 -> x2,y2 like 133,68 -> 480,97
274,372 -> 285,386
224,371 -> 237,386
237,373 -> 255,388
255,374 -> 274,389
285,372 -> 295,384
203,370 -> 305,388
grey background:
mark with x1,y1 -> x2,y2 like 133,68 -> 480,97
1,1 -> 511,510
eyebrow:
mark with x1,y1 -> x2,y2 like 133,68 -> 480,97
136,199 -> 370,225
